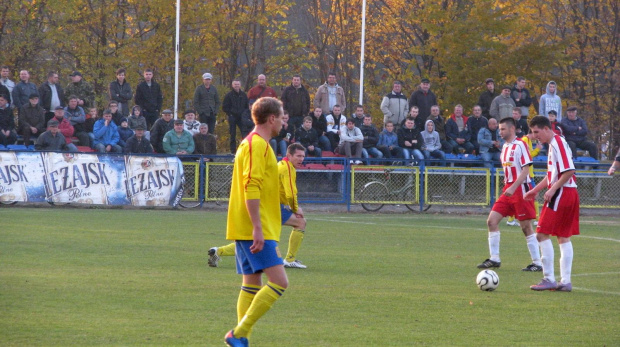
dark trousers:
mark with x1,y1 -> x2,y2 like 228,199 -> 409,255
567,140 -> 598,159
143,110 -> 158,129
228,114 -> 243,153
44,112 -> 55,125
0,130 -> 17,146
74,131 -> 91,147
19,126 -> 45,146
326,132 -> 340,152
200,112 -> 216,135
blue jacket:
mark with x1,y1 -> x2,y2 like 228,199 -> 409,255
93,119 -> 120,146
561,116 -> 589,143
118,126 -> 134,147
477,127 -> 504,154
377,129 -> 399,148
445,115 -> 471,141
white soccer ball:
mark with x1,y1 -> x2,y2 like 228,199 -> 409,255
476,270 -> 499,291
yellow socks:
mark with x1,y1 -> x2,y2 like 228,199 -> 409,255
219,242 -> 236,256
234,281 -> 285,338
507,216 -> 515,223
237,284 -> 260,322
285,229 -> 304,262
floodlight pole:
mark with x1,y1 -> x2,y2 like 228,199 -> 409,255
358,0 -> 367,106
174,0 -> 180,119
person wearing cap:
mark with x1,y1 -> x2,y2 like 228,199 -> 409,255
407,78 -> 437,122
193,123 -> 217,157
223,79 -> 249,153
539,81 -> 562,122
247,74 -> 278,103
65,71 -> 95,108
34,119 -> 77,152
38,71 -> 66,123
124,124 -> 153,154
64,95 -> 90,147
0,94 -> 17,146
490,85 -> 516,121
108,68 -> 133,117
477,78 -> 497,120
0,66 -> 16,107
134,68 -> 163,128
314,71 -> 346,114
18,93 -> 46,146
12,70 -> 38,111
182,110 -> 201,136
150,109 -> 175,153
561,106 -> 598,159
163,119 -> 195,155
193,72 -> 220,134
51,106 -> 78,152
93,109 -> 122,153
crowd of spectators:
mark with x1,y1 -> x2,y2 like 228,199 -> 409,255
0,66 -> 602,164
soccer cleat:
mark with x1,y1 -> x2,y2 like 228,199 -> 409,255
208,247 -> 220,268
225,330 -> 249,347
522,263 -> 543,272
506,220 -> 520,226
283,259 -> 307,269
530,278 -> 558,291
556,282 -> 572,292
477,259 -> 501,269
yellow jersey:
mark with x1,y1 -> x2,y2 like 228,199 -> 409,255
520,135 -> 539,178
278,158 -> 298,213
226,133 -> 281,241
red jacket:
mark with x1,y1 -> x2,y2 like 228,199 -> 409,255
55,117 -> 75,144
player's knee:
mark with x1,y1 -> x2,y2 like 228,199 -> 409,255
298,218 -> 307,230
486,217 -> 497,229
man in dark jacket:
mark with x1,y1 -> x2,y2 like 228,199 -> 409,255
512,107 -> 529,138
310,107 -> 331,151
466,105 -> 488,153
64,96 -> 90,147
222,79 -> 249,154
193,72 -> 220,134
408,78 -> 437,122
124,124 -> 153,154
477,78 -> 497,119
38,71 -> 65,123
445,105 -> 474,154
108,68 -> 133,117
294,116 -> 321,157
0,94 -> 17,146
281,75 -> 310,129
359,115 -> 382,159
64,71 -> 95,109
561,106 -> 598,159
397,117 -> 425,161
150,109 -> 174,154
35,119 -> 74,151
511,76 -> 532,117
12,70 -> 38,112
134,68 -> 163,129
18,93 -> 46,146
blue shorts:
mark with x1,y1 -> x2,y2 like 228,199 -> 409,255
280,204 -> 293,225
235,240 -> 283,275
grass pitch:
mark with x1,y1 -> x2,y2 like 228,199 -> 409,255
1,207 -> 619,346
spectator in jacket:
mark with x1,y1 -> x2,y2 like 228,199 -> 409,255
478,118 -> 503,168
310,107 -> 331,151
325,104 -> 347,151
335,118 -> 363,164
281,75 -> 310,129
429,105 -> 453,154
466,105 -> 488,153
512,107 -> 529,138
380,81 -> 408,128
108,68 -> 133,117
117,118 -> 134,148
270,112 -> 294,157
65,71 -> 95,109
193,72 -> 220,134
478,78 -> 497,119
360,115 -> 382,160
193,123 -> 216,157
247,74 -> 278,103
38,71 -> 65,123
511,77 -> 532,117
446,105 -> 474,154
127,105 -> 149,139
408,105 -> 424,131
64,96 -> 90,147
163,119 -> 195,155
398,117 -> 425,161
0,66 -> 15,106
490,85 -> 516,121
51,106 -> 78,152
548,110 -> 563,136
134,68 -> 163,128
352,104 -> 368,128
124,124 -> 153,154
539,81 -> 562,122
0,95 -> 17,146
314,72 -> 346,114
35,119 -> 77,151
150,109 -> 174,153
93,109 -> 122,153
421,119 -> 445,164
223,79 -> 249,154
108,101 -> 124,126
183,110 -> 201,136
18,93 -> 46,146
377,121 -> 404,159
12,70 -> 38,112
408,78 -> 437,122
561,106 -> 598,159
294,116 -> 321,157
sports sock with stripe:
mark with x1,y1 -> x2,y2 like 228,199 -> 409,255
234,281 -> 285,338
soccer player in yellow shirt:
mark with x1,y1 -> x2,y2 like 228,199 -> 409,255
224,97 -> 287,347
208,143 -> 309,269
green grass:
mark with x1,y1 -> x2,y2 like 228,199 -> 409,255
1,208 -> 619,346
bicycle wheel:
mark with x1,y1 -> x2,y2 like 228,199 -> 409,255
0,201 -> 17,205
360,181 -> 389,212
405,203 -> 432,212
179,179 -> 202,208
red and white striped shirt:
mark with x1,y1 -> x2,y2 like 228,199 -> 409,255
547,135 -> 577,188
501,138 -> 532,184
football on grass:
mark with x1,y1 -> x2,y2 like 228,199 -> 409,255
476,270 -> 499,291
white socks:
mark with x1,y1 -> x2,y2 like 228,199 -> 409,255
488,231 -> 500,262
559,242 -> 573,284
539,239 -> 555,282
525,234 -> 542,266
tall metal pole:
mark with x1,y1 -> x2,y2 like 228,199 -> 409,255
358,0 -> 367,105
174,0 -> 180,119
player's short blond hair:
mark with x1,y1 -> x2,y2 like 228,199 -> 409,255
251,97 -> 282,125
